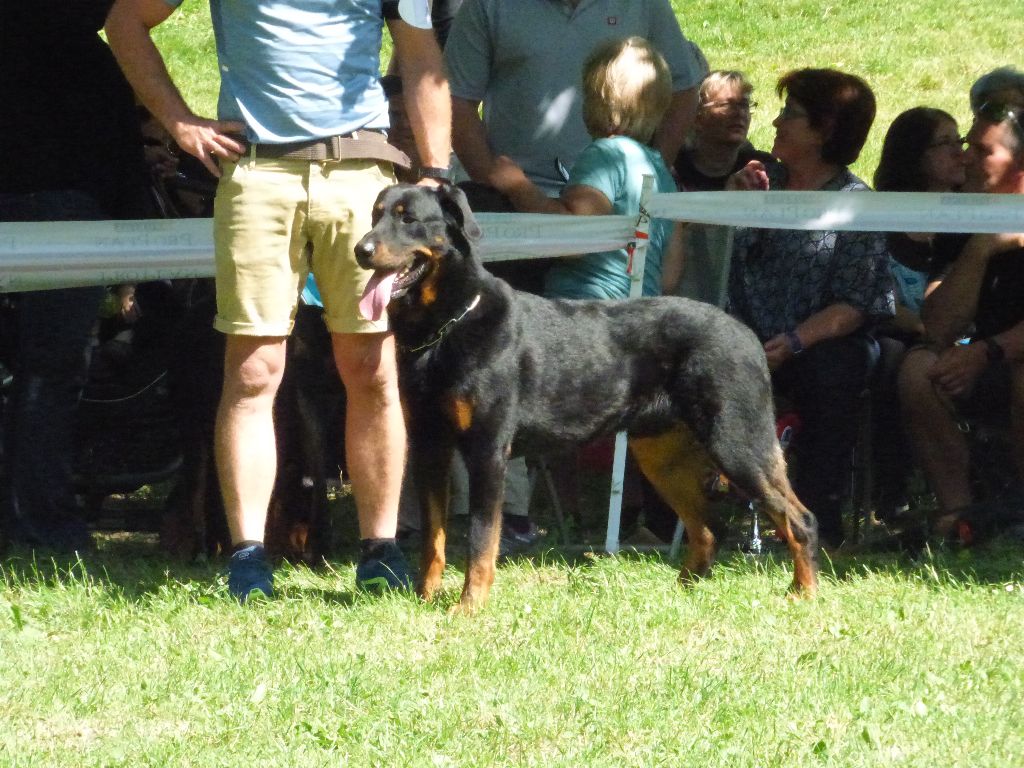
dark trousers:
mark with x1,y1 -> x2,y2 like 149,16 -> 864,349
773,332 -> 879,546
1,190 -> 106,549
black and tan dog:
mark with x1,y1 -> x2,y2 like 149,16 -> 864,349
355,183 -> 819,612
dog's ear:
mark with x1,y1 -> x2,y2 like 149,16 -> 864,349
437,185 -> 482,243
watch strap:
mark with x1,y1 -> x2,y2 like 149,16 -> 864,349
418,165 -> 452,182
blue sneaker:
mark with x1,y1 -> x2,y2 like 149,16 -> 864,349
355,542 -> 412,592
228,544 -> 275,603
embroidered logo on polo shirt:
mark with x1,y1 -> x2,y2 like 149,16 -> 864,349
607,16 -> 618,25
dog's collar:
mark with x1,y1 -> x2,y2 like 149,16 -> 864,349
401,294 -> 481,354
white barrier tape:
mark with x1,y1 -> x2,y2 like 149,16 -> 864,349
0,213 -> 634,292
647,190 -> 1024,233
3,191 -> 1023,292
0,218 -> 215,292
474,212 -> 634,261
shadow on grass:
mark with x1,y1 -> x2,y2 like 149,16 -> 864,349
0,532 -> 370,605
3,516 -> 1020,605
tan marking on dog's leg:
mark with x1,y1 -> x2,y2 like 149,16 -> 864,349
415,444 -> 453,602
754,448 -> 819,597
455,452 -> 506,614
454,514 -> 501,615
418,486 -> 448,601
445,396 -> 474,432
629,426 -> 717,582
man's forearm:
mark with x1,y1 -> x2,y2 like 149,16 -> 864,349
990,320 -> 1024,364
654,87 -> 698,168
105,0 -> 194,133
921,235 -> 992,345
392,25 -> 451,170
452,97 -> 497,184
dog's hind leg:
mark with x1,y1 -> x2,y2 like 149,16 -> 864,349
721,445 -> 819,596
629,426 -> 717,583
457,445 -> 507,613
413,439 -> 453,602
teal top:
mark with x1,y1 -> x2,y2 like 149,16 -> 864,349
164,0 -> 390,142
544,136 -> 675,300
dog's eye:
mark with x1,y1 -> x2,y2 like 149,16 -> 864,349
401,213 -> 418,225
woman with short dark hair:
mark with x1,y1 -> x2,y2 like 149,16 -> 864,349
726,68 -> 894,548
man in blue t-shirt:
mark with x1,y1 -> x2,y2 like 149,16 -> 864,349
107,0 -> 452,601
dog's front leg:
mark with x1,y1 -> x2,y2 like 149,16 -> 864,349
412,435 -> 453,602
457,444 -> 508,614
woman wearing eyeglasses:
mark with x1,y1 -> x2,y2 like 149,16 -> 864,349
870,107 -> 966,520
668,70 -> 776,307
726,68 -> 895,549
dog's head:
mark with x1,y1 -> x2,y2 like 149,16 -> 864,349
355,183 -> 482,321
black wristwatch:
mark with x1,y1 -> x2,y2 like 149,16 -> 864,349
418,165 -> 452,183
979,337 -> 1006,363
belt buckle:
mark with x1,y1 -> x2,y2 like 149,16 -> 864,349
329,135 -> 343,160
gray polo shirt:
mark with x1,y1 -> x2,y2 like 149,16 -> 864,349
445,0 -> 704,194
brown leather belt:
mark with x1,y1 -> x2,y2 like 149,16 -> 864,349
247,129 -> 410,169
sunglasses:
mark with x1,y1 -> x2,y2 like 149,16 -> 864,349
976,100 -> 1024,142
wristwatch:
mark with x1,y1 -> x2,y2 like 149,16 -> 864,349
418,165 -> 452,183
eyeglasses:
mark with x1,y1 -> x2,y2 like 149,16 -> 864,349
776,103 -> 809,121
976,100 -> 1024,142
926,136 -> 967,151
702,98 -> 757,113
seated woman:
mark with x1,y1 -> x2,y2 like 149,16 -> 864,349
871,107 -> 966,518
498,35 -> 683,299
727,68 -> 895,548
672,70 -> 777,308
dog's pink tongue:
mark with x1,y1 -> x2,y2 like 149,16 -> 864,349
359,272 -> 398,322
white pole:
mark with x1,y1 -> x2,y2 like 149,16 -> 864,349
605,175 -> 654,553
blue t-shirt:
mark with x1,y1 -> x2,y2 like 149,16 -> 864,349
166,0 -> 390,142
889,259 -> 928,314
544,136 -> 675,300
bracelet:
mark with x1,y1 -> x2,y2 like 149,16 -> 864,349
418,165 -> 452,182
784,330 -> 804,355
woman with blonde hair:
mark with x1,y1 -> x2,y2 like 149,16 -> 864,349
500,35 -> 683,299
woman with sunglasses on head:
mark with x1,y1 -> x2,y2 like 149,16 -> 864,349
726,68 -> 895,549
870,107 -> 967,520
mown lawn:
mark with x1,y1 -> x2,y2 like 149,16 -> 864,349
2,532 -> 1023,767
19,4 -> 1018,766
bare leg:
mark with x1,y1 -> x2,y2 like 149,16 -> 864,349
215,335 -> 287,545
333,332 -> 406,539
898,348 -> 972,530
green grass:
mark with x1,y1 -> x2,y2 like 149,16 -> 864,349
151,0 -> 1024,180
2,533 -> 1023,766
15,7 -> 1019,765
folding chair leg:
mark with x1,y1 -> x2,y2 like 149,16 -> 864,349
532,457 -> 569,542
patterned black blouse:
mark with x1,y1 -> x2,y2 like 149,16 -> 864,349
728,167 -> 895,341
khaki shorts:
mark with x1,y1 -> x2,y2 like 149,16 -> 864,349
212,155 -> 396,336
